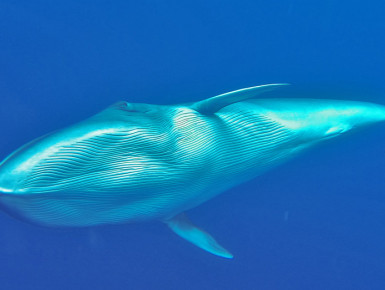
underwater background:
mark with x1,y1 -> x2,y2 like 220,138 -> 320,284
1,1 -> 385,289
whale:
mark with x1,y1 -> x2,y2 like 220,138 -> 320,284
0,83 -> 385,258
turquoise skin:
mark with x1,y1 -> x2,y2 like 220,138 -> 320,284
0,84 -> 385,258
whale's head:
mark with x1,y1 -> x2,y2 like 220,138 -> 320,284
0,102 -> 171,196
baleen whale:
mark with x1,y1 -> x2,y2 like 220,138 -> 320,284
0,84 -> 384,258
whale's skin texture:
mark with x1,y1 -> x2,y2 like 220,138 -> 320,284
1,85 -> 385,257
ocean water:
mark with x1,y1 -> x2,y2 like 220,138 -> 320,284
1,1 -> 385,289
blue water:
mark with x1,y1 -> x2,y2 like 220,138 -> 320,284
1,1 -> 385,289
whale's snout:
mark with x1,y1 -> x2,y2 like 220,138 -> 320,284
0,152 -> 25,194
0,166 -> 16,194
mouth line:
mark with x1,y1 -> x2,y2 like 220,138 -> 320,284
0,186 -> 12,193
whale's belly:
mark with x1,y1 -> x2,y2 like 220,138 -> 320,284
0,103 -> 302,227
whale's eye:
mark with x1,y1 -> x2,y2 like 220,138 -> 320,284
115,101 -> 129,109
113,101 -> 138,112
111,101 -> 153,114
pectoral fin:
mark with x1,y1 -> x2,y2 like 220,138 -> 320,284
165,213 -> 233,259
191,83 -> 289,114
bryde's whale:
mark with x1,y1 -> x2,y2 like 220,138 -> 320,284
1,84 -> 384,258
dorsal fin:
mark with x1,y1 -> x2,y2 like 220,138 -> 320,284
191,83 -> 289,114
